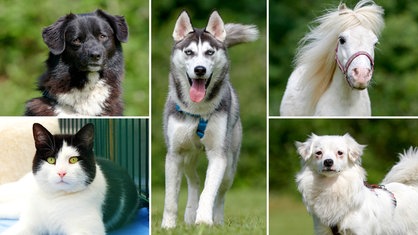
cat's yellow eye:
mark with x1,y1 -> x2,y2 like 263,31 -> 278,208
46,157 -> 56,164
69,157 -> 79,164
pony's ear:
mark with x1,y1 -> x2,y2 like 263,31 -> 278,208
296,134 -> 317,161
173,11 -> 194,42
339,3 -> 348,12
343,133 -> 366,162
205,11 -> 226,42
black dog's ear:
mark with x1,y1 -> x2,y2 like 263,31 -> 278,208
95,9 -> 128,43
42,13 -> 77,55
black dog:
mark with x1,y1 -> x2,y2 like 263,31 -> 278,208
25,9 -> 128,116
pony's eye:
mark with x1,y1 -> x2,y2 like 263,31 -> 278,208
339,36 -> 346,45
69,157 -> 79,164
46,157 -> 56,165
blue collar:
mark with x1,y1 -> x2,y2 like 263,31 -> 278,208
175,104 -> 208,139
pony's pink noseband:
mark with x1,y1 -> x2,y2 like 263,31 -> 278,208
335,44 -> 374,87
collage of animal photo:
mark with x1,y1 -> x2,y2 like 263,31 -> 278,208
0,0 -> 416,234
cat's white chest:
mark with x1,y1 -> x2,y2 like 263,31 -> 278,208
5,165 -> 107,235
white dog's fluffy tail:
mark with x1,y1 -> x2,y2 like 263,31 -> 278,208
225,24 -> 259,47
382,147 -> 418,186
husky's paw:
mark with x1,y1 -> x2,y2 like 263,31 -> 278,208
184,208 -> 197,224
161,217 -> 176,229
195,213 -> 213,225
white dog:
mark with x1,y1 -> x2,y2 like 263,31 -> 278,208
296,134 -> 418,235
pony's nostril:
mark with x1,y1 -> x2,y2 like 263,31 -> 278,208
353,68 -> 359,76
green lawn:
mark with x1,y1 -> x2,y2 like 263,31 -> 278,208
151,187 -> 266,235
269,192 -> 314,235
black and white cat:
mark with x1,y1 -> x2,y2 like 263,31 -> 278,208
0,123 -> 138,234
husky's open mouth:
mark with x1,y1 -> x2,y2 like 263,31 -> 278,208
187,73 -> 213,103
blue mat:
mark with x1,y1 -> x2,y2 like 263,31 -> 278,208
0,207 -> 149,234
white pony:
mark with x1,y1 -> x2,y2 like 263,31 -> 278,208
280,0 -> 384,116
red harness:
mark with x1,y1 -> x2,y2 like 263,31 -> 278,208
330,181 -> 397,235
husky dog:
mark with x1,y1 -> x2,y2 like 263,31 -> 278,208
161,11 -> 258,228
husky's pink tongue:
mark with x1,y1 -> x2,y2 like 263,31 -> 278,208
189,79 -> 206,103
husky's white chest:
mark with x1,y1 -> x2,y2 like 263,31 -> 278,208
55,72 -> 110,116
166,113 -> 228,153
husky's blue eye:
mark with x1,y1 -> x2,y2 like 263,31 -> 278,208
184,50 -> 193,56
206,50 -> 215,56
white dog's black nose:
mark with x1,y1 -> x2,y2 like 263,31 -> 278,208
324,159 -> 334,167
194,66 -> 206,76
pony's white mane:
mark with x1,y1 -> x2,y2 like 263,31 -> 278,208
295,0 -> 384,108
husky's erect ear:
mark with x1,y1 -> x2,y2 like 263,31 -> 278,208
296,134 -> 317,161
343,133 -> 366,162
173,11 -> 194,42
206,11 -> 226,42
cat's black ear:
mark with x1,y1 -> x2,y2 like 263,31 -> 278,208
33,123 -> 53,149
75,123 -> 94,149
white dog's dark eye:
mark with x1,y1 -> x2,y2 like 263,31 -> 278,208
337,151 -> 343,155
205,50 -> 215,56
315,151 -> 322,156
184,50 -> 194,56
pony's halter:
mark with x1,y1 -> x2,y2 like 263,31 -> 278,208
335,44 -> 375,85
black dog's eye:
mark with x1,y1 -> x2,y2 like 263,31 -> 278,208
205,50 -> 215,56
184,50 -> 194,56
98,34 -> 108,41
338,36 -> 346,45
72,38 -> 82,46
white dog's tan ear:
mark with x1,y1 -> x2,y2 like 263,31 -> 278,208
173,11 -> 194,42
296,134 -> 316,160
344,133 -> 366,162
206,11 -> 226,42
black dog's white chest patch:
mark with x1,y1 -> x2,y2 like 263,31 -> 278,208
55,72 -> 110,116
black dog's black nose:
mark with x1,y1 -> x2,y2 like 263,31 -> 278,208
89,50 -> 102,61
194,66 -> 206,76
324,159 -> 334,167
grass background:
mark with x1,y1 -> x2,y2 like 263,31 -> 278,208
269,193 -> 313,235
0,0 -> 148,116
152,188 -> 266,235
